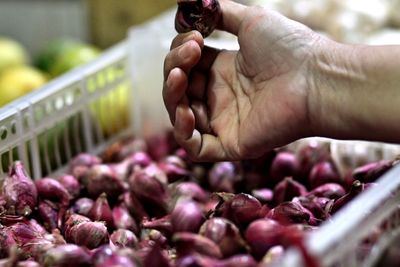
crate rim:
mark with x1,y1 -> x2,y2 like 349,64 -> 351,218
0,40 -> 128,121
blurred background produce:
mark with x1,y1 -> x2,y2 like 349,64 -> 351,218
0,0 -> 176,109
0,36 -> 101,107
246,0 -> 400,44
35,39 -> 100,78
0,37 -> 29,73
0,37 -> 46,106
0,65 -> 47,107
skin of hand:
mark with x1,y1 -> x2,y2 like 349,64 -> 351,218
163,0 -> 321,161
163,0 -> 400,161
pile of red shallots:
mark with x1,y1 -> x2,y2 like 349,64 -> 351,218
0,133 -> 397,267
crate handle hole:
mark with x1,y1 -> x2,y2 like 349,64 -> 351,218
10,121 -> 17,134
0,126 -> 8,140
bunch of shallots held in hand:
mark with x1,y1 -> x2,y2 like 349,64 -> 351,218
0,133 -> 397,267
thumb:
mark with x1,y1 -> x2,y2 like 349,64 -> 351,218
218,0 -> 248,35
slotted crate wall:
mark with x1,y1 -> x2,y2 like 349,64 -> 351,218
0,42 -> 133,179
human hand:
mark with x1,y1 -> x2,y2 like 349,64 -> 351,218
163,0 -> 322,161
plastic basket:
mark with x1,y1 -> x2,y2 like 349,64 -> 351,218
0,41 -> 136,179
1,8 -> 400,267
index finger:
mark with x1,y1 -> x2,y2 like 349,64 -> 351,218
170,31 -> 204,51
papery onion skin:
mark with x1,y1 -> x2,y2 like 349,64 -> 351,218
294,196 -> 332,221
175,255 -> 217,267
273,177 -> 307,205
69,154 -> 102,170
124,152 -> 152,169
69,154 -> 101,185
331,180 -> 365,214
208,162 -> 239,193
0,214 -> 26,226
85,165 -> 127,199
116,152 -> 152,180
214,193 -> 263,228
141,215 -> 173,237
199,217 -> 246,257
121,192 -> 148,223
35,178 -> 71,207
7,221 -> 61,261
110,229 -> 138,249
171,200 -> 204,233
112,204 -> 139,234
175,0 -> 222,38
158,155 -> 189,183
0,224 -> 17,257
175,182 -> 209,203
100,137 -> 148,163
308,183 -> 346,200
218,254 -> 258,267
96,255 -> 138,267
251,188 -> 274,204
88,193 -> 114,229
269,152 -> 299,186
245,219 -> 283,260
64,214 -> 109,249
146,133 -> 177,162
91,244 -> 114,266
173,232 -> 223,259
68,221 -> 109,249
41,244 -> 91,267
63,214 -> 91,240
71,222 -> 108,249
308,161 -> 341,189
72,198 -> 94,217
38,200 -> 59,231
142,244 -> 171,267
352,160 -> 395,183
27,219 -> 48,236
129,164 -> 169,216
2,161 -> 37,216
296,141 -> 331,183
266,201 -> 315,226
57,175 -> 80,199
259,246 -> 285,267
16,260 -> 41,267
147,229 -> 169,248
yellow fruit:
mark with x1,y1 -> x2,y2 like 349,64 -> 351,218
0,37 -> 29,74
0,66 -> 47,107
85,65 -> 130,136
90,83 -> 130,136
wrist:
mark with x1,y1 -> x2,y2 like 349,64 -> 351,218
306,38 -> 367,140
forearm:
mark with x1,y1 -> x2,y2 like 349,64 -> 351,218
309,39 -> 400,143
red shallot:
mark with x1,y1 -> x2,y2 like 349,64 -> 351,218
2,162 -> 37,216
175,0 -> 222,37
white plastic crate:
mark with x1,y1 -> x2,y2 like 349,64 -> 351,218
1,7 -> 400,267
0,41 -> 135,179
